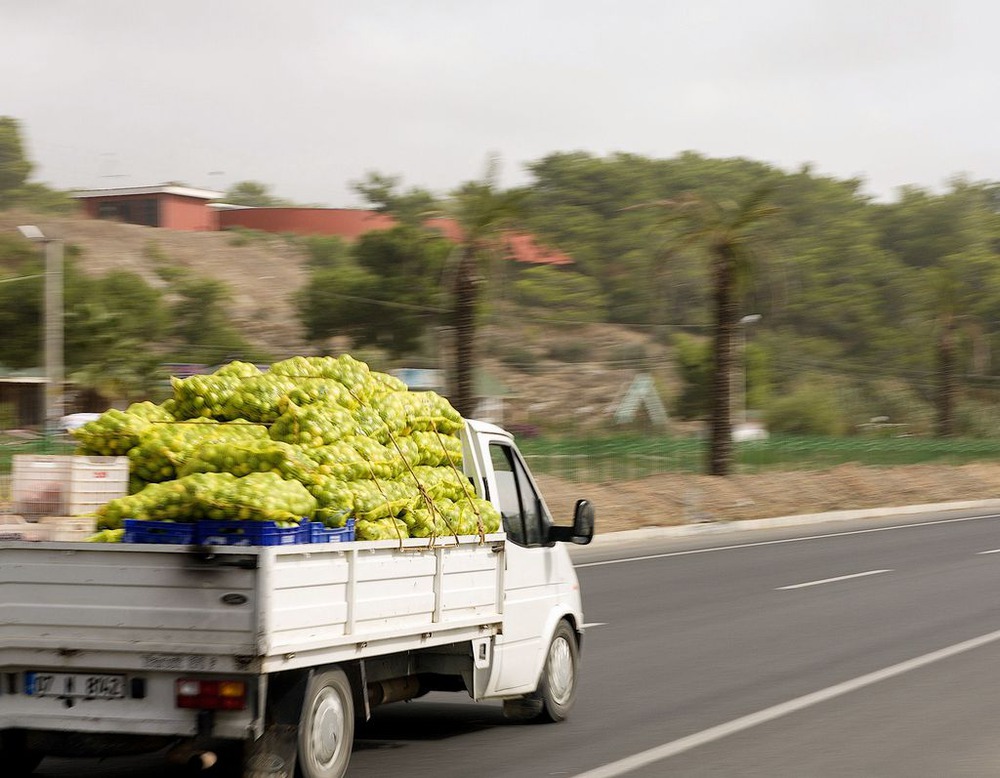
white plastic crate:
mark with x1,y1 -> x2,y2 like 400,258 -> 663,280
12,455 -> 129,519
0,517 -> 52,542
66,456 -> 129,515
39,515 -> 98,541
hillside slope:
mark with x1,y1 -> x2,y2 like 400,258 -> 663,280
3,211 -> 680,432
1,211 -> 311,356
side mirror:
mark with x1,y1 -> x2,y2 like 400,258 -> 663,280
570,499 -> 595,545
546,499 -> 595,546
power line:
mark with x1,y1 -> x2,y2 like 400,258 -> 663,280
0,274 -> 43,285
314,290 -> 448,314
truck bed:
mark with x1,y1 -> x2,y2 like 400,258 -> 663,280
0,536 -> 506,675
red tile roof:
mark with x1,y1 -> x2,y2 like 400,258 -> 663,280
219,208 -> 573,266
503,232 -> 574,266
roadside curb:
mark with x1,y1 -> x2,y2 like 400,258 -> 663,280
589,498 -> 1000,547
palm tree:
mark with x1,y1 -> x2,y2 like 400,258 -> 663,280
448,162 -> 528,418
935,313 -> 958,437
930,258 -> 969,437
647,186 -> 779,475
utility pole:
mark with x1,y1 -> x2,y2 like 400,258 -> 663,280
17,225 -> 64,437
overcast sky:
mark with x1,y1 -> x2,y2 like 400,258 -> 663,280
4,0 -> 998,206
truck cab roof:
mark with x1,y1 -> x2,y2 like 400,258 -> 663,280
464,418 -> 513,440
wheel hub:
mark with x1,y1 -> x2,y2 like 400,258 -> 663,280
548,636 -> 574,704
310,687 -> 346,767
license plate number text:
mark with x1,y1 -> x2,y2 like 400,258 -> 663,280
26,672 -> 126,700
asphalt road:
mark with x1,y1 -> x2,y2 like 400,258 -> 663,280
37,508 -> 1000,777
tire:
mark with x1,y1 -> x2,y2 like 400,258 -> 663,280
502,620 -> 579,724
296,669 -> 354,778
0,732 -> 43,776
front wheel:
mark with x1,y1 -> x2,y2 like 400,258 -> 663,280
296,669 -> 354,778
503,620 -> 579,723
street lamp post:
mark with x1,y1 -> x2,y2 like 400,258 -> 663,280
17,225 -> 64,437
737,314 -> 762,426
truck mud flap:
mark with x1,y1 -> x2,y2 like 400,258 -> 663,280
244,724 -> 297,778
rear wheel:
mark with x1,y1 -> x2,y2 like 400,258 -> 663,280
296,669 -> 354,778
502,620 -> 579,723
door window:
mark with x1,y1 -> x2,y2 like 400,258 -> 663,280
489,442 -> 546,547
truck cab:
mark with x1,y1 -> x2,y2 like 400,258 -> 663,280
463,419 -> 592,699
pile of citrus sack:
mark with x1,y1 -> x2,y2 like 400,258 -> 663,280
75,355 -> 501,542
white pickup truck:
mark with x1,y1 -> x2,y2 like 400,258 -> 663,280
0,419 -> 594,777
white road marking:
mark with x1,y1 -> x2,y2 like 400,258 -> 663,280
581,622 -> 607,629
977,548 -> 1000,555
575,513 -> 1000,569
571,627 -> 1000,778
775,569 -> 892,590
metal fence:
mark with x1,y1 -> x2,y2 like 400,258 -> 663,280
522,435 -> 1000,482
524,453 -> 698,482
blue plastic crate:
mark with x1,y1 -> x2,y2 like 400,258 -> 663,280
196,520 -> 312,547
123,520 -> 196,545
310,519 -> 356,544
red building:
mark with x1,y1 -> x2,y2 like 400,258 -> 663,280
216,207 -> 396,238
74,185 -> 224,231
74,187 -> 573,265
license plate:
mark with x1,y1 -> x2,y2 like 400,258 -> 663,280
25,672 -> 126,700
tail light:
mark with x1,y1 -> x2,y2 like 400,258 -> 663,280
176,678 -> 247,710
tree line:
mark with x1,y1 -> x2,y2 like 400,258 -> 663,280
3,114 -> 1000,475
296,156 -> 1000,471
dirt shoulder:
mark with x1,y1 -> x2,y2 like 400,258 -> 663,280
535,463 -> 1000,534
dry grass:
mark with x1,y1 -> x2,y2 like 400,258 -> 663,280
537,462 -> 1000,534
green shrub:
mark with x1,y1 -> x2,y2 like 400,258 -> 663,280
303,235 -> 351,270
223,227 -> 274,247
836,379 -> 934,435
764,382 -> 846,436
953,399 -> 1000,438
612,344 -> 648,364
500,347 -> 540,374
143,240 -> 167,263
671,334 -> 711,420
510,266 -> 607,322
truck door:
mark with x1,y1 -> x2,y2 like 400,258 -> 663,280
485,439 -> 568,694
